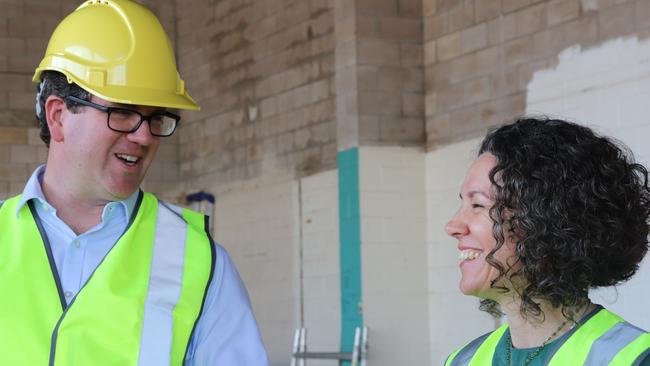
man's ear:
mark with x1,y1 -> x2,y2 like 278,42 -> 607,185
44,96 -> 66,143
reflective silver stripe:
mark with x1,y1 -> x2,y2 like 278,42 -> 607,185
584,321 -> 645,364
450,332 -> 492,366
138,201 -> 188,365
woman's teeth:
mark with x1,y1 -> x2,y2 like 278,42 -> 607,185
458,250 -> 480,261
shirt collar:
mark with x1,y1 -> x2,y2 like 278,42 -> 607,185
16,165 -> 139,220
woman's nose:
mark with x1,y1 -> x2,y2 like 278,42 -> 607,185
445,211 -> 469,238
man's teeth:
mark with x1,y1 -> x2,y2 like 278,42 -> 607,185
458,250 -> 481,261
117,154 -> 139,163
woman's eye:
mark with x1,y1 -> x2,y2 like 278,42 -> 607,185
471,203 -> 484,209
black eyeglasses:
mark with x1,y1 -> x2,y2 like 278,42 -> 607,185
65,95 -> 180,137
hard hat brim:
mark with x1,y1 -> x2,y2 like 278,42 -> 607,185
33,66 -> 200,111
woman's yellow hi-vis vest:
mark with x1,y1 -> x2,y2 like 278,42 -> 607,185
445,308 -> 650,366
0,192 -> 215,365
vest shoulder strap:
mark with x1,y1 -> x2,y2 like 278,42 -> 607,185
446,324 -> 507,366
158,199 -> 209,233
550,308 -> 649,365
157,199 -> 184,219
0,194 -> 22,211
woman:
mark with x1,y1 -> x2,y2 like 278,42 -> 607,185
444,117 -> 650,365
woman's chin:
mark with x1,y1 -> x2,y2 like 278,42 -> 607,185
459,282 -> 483,297
459,282 -> 503,302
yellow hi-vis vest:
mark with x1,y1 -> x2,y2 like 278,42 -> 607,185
0,192 -> 215,366
445,308 -> 650,366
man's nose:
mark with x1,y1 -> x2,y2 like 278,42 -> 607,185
127,119 -> 156,145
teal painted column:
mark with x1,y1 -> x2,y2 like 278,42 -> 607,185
337,148 -> 363,365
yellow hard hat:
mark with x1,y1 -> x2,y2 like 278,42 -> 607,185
33,0 -> 199,110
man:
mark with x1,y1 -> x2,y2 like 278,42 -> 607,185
0,0 -> 268,364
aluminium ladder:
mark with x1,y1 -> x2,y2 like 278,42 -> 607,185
291,327 -> 368,366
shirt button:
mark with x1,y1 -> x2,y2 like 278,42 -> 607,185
73,240 -> 80,248
64,291 -> 73,298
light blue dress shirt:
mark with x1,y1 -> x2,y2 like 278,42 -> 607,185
15,166 -> 268,365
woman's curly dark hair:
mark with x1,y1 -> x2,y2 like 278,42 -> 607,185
477,116 -> 650,320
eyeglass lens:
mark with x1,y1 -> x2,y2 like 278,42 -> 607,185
108,109 -> 176,136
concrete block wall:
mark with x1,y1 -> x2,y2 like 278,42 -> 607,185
358,147 -> 430,366
0,1 -> 65,198
300,170 -> 340,366
212,180 -> 301,365
0,126 -> 45,196
354,0 -> 425,147
335,0 -> 425,150
423,0 -> 650,148
527,36 -> 650,330
211,169 -> 341,366
174,0 -> 337,192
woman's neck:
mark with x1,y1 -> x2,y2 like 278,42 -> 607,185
501,296 -> 594,349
